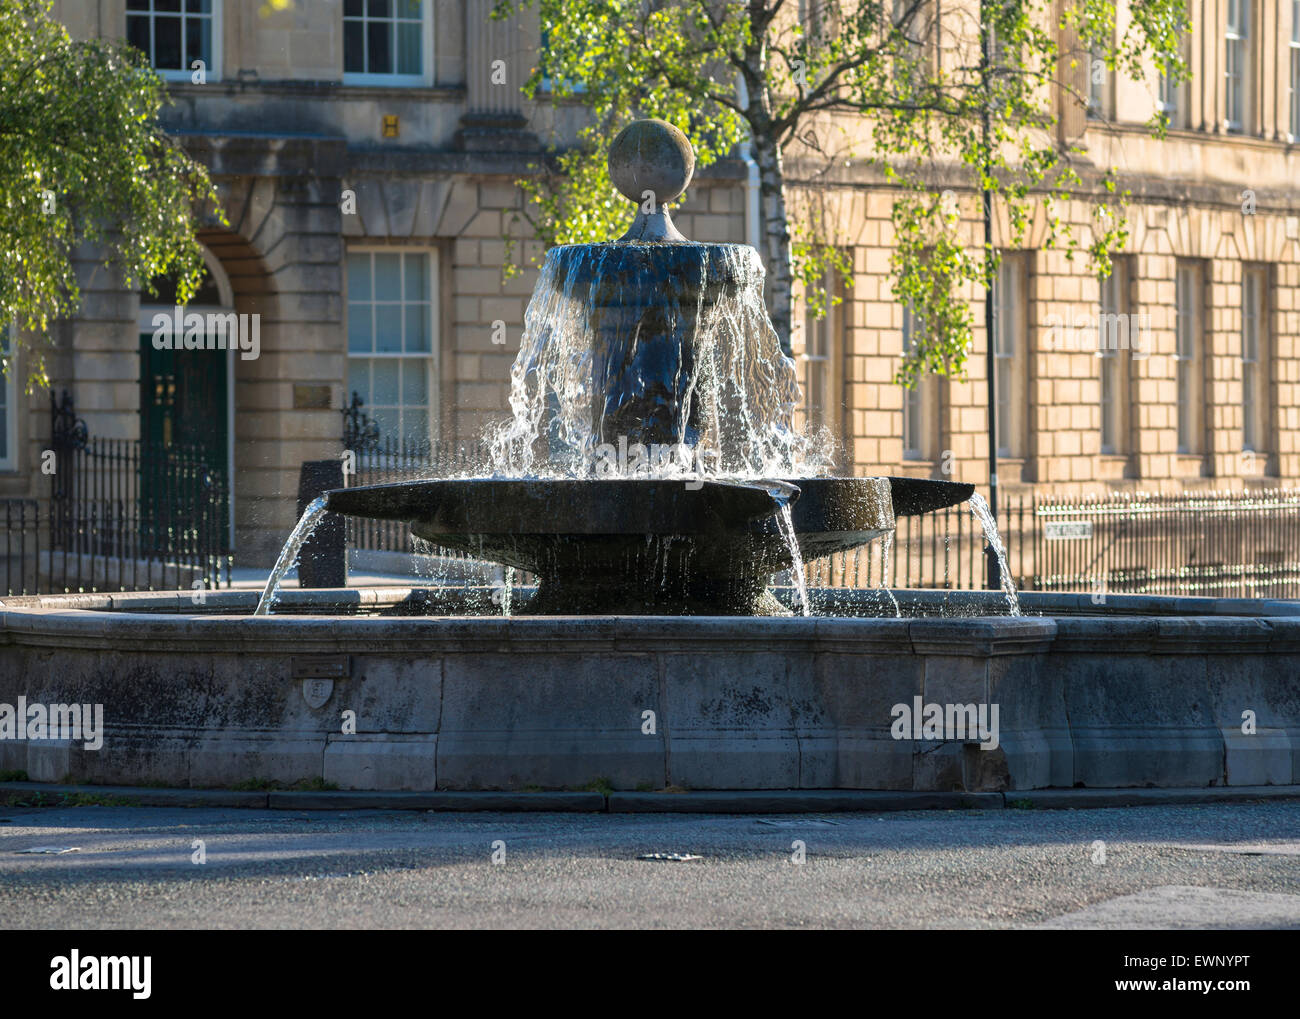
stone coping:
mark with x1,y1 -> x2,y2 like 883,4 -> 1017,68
2,587 -> 1296,657
4,586 -> 1296,617
4,782 -> 1298,813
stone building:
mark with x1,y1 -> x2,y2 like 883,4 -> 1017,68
1,0 -> 1297,571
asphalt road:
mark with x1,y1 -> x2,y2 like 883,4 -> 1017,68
1,802 -> 1297,929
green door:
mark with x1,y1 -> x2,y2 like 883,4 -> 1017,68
138,330 -> 230,552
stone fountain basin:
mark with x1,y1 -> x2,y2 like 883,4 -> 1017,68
324,476 -> 974,614
2,588 -> 1298,794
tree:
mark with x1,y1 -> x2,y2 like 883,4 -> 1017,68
0,0 -> 223,387
494,0 -> 1187,375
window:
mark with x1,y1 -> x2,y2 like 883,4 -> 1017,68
901,305 -> 937,460
891,0 -> 925,87
0,329 -> 14,471
1225,0 -> 1251,133
1290,1 -> 1300,140
343,0 -> 432,86
126,0 -> 220,82
1098,263 -> 1128,455
347,250 -> 438,448
1241,265 -> 1268,453
1156,4 -> 1190,129
800,268 -> 842,437
1174,262 -> 1204,454
1087,44 -> 1112,120
992,254 -> 1028,458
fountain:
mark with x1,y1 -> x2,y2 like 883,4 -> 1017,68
2,121 -> 1296,799
318,120 -> 973,615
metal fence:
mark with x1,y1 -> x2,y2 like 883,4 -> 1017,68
343,434 -> 491,558
0,393 -> 233,597
333,400 -> 1300,600
807,489 -> 1300,600
335,425 -> 1300,603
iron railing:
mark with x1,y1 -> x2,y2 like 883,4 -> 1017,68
806,489 -> 1300,600
332,399 -> 1300,600
343,433 -> 492,557
0,393 -> 233,596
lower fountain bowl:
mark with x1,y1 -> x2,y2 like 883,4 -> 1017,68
325,476 -> 974,615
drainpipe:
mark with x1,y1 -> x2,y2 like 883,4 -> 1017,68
735,76 -> 762,256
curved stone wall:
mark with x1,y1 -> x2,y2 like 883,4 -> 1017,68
0,590 -> 1297,792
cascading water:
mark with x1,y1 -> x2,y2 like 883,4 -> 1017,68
879,532 -> 901,617
488,243 -> 833,483
967,493 -> 1021,616
774,503 -> 810,617
254,496 -> 329,616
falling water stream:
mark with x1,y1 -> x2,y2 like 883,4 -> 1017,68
774,503 -> 810,618
254,497 -> 329,617
967,493 -> 1021,617
879,532 -> 902,617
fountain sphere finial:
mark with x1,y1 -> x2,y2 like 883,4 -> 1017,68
609,119 -> 695,208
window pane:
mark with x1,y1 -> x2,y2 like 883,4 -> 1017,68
186,0 -> 212,11
372,360 -> 400,405
154,17 -> 182,69
127,16 -> 150,54
344,21 -> 365,73
368,20 -> 393,74
345,0 -> 363,16
347,305 -> 372,352
157,0 -> 182,11
347,253 -> 371,301
402,254 -> 426,300
404,305 -> 430,352
374,254 -> 401,300
372,407 -> 399,440
403,409 -> 429,447
399,0 -> 423,17
347,359 -> 371,404
186,16 -> 210,66
375,306 -> 403,352
401,362 -> 428,405
127,0 -> 150,9
397,21 -> 422,75
368,0 -> 393,15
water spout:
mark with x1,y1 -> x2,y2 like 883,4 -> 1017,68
254,497 -> 330,616
967,493 -> 1021,616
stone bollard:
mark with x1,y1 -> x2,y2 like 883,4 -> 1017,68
297,460 -> 346,588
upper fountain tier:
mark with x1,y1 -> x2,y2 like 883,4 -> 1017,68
489,119 -> 818,478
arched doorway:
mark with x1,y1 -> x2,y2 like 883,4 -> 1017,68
138,246 -> 236,548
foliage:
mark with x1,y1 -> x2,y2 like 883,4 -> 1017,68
495,0 -> 1188,385
0,0 -> 223,387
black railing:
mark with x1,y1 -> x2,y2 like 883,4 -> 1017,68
0,499 -> 40,597
47,436 -> 232,594
331,395 -> 1300,601
0,392 -> 233,597
343,432 -> 492,559
806,489 -> 1300,600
